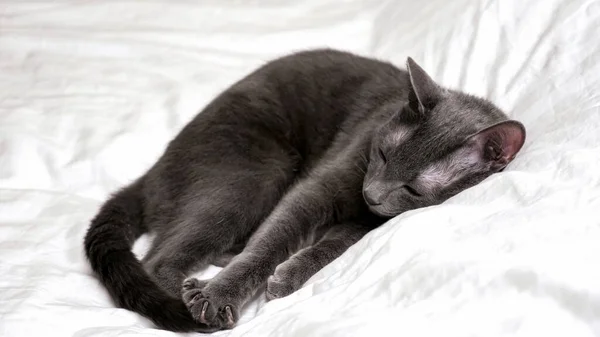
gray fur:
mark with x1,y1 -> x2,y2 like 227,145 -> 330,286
84,49 -> 526,331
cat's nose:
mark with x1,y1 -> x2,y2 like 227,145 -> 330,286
363,184 -> 385,206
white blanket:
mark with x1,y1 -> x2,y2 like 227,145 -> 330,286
1,0 -> 599,336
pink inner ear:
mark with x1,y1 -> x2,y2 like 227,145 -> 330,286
498,122 -> 526,160
472,120 -> 526,163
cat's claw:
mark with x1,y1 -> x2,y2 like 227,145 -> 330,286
200,301 -> 209,324
225,306 -> 235,326
195,299 -> 237,329
182,277 -> 239,329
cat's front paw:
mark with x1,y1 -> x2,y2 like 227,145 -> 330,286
266,274 -> 296,301
266,261 -> 303,301
181,277 -> 240,330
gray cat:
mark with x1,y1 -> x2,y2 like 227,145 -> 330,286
84,49 -> 525,332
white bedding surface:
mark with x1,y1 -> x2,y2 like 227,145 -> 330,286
1,0 -> 599,336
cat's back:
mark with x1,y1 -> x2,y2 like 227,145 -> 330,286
145,49 -> 407,215
162,49 -> 409,167
264,49 -> 398,73
179,49 -> 407,147
252,49 -> 408,128
256,49 -> 405,90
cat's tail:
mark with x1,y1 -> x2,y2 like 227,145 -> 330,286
83,180 -> 214,332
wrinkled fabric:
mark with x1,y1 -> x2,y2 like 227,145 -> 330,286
1,0 -> 599,336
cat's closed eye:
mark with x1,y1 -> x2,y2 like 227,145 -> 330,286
402,185 -> 422,197
378,148 -> 387,163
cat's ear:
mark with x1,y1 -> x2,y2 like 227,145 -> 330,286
467,120 -> 526,170
406,57 -> 443,114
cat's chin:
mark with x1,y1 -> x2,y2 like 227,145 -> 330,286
367,205 -> 400,218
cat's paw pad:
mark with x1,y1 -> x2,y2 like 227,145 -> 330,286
182,279 -> 239,329
266,274 -> 295,301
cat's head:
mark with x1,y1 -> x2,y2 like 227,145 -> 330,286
363,58 -> 526,217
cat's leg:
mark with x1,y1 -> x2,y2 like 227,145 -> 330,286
145,168 -> 294,297
209,242 -> 245,268
180,184 -> 356,329
266,221 -> 371,301
182,142 -> 373,329
143,212 -> 240,297
209,254 -> 236,268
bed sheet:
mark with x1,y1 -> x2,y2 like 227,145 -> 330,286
1,0 -> 599,336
